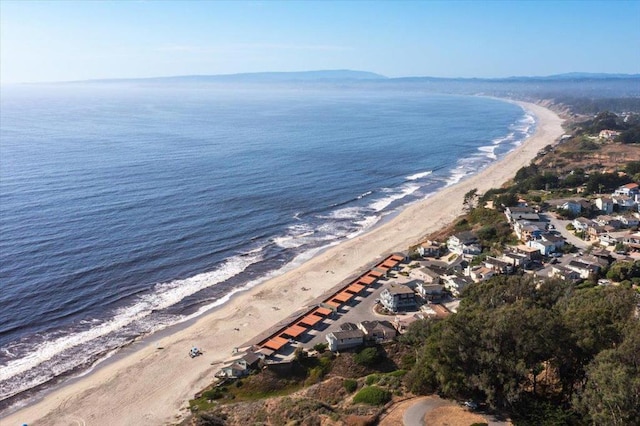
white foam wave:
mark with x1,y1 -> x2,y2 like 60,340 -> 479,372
478,145 -> 498,160
357,190 -> 373,199
368,184 -> 420,212
0,252 -> 262,387
406,170 -> 433,181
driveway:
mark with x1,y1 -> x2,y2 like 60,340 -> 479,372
402,396 -> 511,426
543,213 -> 589,250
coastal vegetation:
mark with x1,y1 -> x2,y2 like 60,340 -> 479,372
185,107 -> 640,426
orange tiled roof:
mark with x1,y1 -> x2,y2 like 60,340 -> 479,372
299,313 -> 323,326
346,283 -> 365,294
333,291 -> 354,303
281,324 -> 306,338
315,307 -> 332,316
262,336 -> 289,351
359,275 -> 377,284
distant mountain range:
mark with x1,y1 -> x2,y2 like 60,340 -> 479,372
74,70 -> 639,85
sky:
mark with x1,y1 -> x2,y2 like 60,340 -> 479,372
1,0 -> 639,84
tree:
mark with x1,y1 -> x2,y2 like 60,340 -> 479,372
463,188 -> 479,212
574,321 -> 640,425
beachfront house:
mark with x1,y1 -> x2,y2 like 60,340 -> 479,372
416,240 -> 442,257
379,283 -> 417,312
326,329 -> 364,352
218,351 -> 263,378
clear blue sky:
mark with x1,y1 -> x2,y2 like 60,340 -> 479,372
1,0 -> 639,83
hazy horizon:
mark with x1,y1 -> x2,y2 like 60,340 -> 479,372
1,1 -> 639,84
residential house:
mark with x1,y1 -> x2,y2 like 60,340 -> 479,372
567,259 -> 600,279
615,215 -> 639,228
528,239 -> 557,256
593,215 -> 622,230
357,320 -> 397,342
514,245 -> 543,261
623,232 -> 640,251
505,206 -> 539,223
409,267 -> 440,284
572,217 -> 594,232
326,329 -> 364,352
599,233 -> 621,247
513,220 -> 545,242
541,233 -> 565,251
599,129 -> 620,140
417,240 -> 441,257
595,197 -> 614,214
442,274 -> 473,297
483,256 -> 514,274
218,351 -> 263,378
561,200 -> 583,215
447,231 -> 481,257
614,183 -> 640,198
500,251 -> 529,268
465,265 -> 495,282
612,195 -> 637,211
379,283 -> 417,312
416,283 -> 445,300
550,265 -> 581,283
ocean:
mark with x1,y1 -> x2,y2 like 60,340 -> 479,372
0,84 -> 534,410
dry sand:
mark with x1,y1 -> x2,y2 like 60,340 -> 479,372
1,101 -> 564,426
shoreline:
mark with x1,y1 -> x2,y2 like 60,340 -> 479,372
1,100 -> 564,426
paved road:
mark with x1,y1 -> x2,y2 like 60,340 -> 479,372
543,212 -> 589,250
403,396 -> 510,426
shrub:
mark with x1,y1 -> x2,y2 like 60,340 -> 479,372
353,386 -> 391,405
313,343 -> 328,353
365,374 -> 380,386
354,347 -> 380,366
343,379 -> 358,393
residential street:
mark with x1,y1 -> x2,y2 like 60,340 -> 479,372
543,212 -> 589,250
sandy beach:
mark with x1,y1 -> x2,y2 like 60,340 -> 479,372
1,101 -> 564,426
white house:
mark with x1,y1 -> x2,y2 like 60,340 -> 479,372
447,231 -> 481,257
614,183 -> 640,197
326,329 -> 364,351
595,197 -> 614,214
442,274 -> 472,297
561,200 -> 583,215
572,217 -> 593,232
567,259 -> 600,279
505,206 -> 539,223
379,284 -> 417,312
417,240 -> 441,257
416,283 -> 445,300
528,239 -> 556,256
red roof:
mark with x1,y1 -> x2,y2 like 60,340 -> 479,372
299,313 -> 323,327
325,300 -> 341,308
281,324 -> 307,338
367,270 -> 385,278
262,336 -> 289,351
390,254 -> 404,262
315,307 -> 332,316
359,275 -> 377,284
346,283 -> 365,294
333,291 -> 354,303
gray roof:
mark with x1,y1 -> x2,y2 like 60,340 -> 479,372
330,329 -> 364,340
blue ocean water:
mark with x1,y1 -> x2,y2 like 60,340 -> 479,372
0,84 -> 533,407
